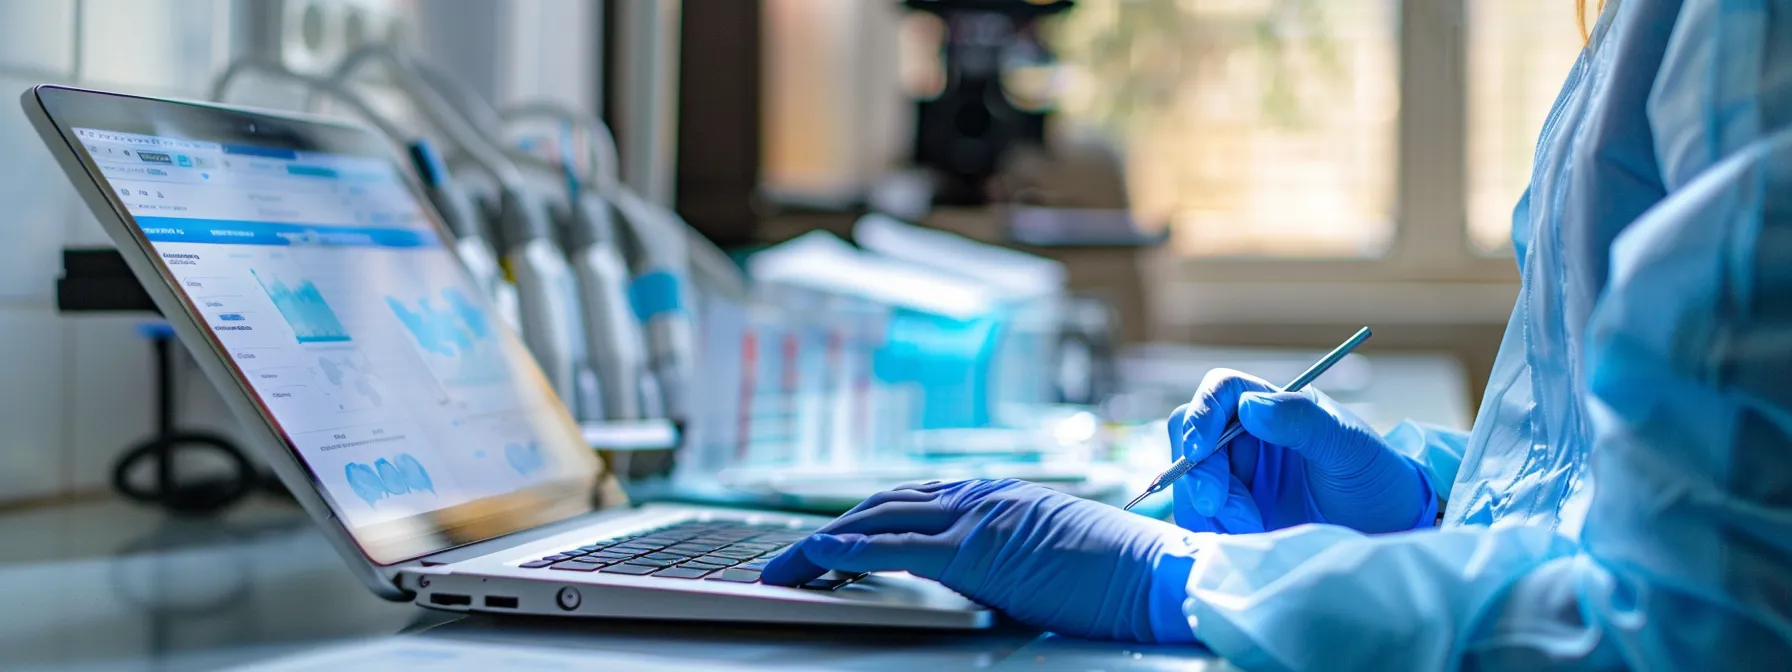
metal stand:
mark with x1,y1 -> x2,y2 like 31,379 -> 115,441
59,248 -> 264,515
110,327 -> 257,515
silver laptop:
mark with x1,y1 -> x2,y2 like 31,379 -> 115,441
23,85 -> 988,629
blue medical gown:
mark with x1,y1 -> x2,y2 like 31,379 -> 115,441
1180,1 -> 1792,669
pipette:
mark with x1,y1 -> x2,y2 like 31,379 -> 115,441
1122,327 -> 1374,512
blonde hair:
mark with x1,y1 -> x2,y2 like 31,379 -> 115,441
1578,0 -> 1608,42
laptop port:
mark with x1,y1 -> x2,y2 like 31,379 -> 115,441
484,596 -> 519,609
428,593 -> 472,606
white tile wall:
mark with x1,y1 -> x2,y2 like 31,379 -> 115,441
0,0 -> 234,503
78,0 -> 225,96
0,1 -> 76,77
0,309 -> 65,500
64,202 -> 113,247
1,0 -> 597,504
0,75 -> 75,303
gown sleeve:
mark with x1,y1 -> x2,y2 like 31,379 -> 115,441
1383,420 -> 1470,504
1177,2 -> 1792,668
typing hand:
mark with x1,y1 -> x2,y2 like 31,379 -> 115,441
761,479 -> 1201,643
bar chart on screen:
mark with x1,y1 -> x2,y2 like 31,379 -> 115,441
253,269 -> 353,344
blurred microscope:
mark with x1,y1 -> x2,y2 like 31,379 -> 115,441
901,0 -> 1069,208
875,0 -> 1161,249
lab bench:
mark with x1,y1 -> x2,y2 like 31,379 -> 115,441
0,498 -> 1232,671
0,351 -> 1467,670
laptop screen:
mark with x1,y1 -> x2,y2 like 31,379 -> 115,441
40,89 -> 608,564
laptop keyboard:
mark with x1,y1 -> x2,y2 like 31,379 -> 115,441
517,520 -> 866,591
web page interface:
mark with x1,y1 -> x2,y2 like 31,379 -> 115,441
76,127 -> 580,531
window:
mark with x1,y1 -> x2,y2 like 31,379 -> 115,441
1051,0 -> 1398,258
1465,1 -> 1586,253
755,1 -> 1590,326
1051,0 -> 1583,262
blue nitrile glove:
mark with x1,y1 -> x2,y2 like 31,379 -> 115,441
1170,368 -> 1437,534
761,479 -> 1201,643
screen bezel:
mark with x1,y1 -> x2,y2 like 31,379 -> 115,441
26,85 -> 617,574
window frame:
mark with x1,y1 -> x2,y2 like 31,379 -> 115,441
1152,0 -> 1523,332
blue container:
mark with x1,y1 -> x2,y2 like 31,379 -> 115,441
873,308 -> 1004,429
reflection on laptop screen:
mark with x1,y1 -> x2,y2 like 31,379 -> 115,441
73,127 -> 591,540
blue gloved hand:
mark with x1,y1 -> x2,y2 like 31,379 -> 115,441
761,479 -> 1201,643
1170,368 -> 1437,534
